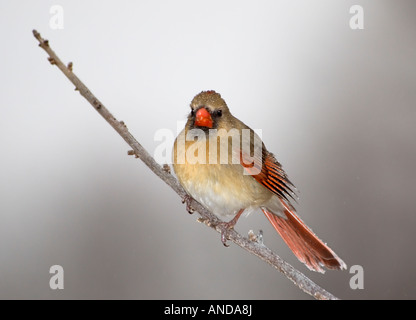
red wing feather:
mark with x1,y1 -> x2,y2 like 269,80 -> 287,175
241,148 -> 297,205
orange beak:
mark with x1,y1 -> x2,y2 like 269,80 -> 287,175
194,107 -> 213,128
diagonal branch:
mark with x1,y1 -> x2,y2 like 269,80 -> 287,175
32,29 -> 340,300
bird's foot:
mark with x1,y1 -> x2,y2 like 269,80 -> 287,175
181,194 -> 195,214
215,221 -> 235,247
215,209 -> 245,247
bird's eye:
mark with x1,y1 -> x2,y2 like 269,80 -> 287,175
190,109 -> 195,116
215,110 -> 222,117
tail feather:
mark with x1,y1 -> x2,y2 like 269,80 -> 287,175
261,203 -> 346,273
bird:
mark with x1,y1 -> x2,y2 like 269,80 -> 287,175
173,90 -> 346,273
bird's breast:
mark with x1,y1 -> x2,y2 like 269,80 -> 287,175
173,130 -> 272,218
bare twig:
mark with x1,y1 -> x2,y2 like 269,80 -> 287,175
32,29 -> 340,300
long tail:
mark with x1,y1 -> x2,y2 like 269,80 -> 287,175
261,202 -> 346,273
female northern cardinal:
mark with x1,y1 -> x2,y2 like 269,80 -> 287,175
173,90 -> 346,273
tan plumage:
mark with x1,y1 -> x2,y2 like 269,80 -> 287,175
173,90 -> 346,273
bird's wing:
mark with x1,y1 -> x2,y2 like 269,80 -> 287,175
240,144 -> 297,206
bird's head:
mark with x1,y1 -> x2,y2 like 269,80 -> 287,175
188,90 -> 230,130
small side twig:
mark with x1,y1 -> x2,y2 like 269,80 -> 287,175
32,29 -> 340,300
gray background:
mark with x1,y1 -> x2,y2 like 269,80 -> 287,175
1,0 -> 415,299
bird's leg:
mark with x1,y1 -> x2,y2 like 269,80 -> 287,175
217,209 -> 245,247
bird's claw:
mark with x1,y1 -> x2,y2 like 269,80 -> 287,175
215,209 -> 244,247
181,194 -> 195,214
216,222 -> 234,247
221,227 -> 230,247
